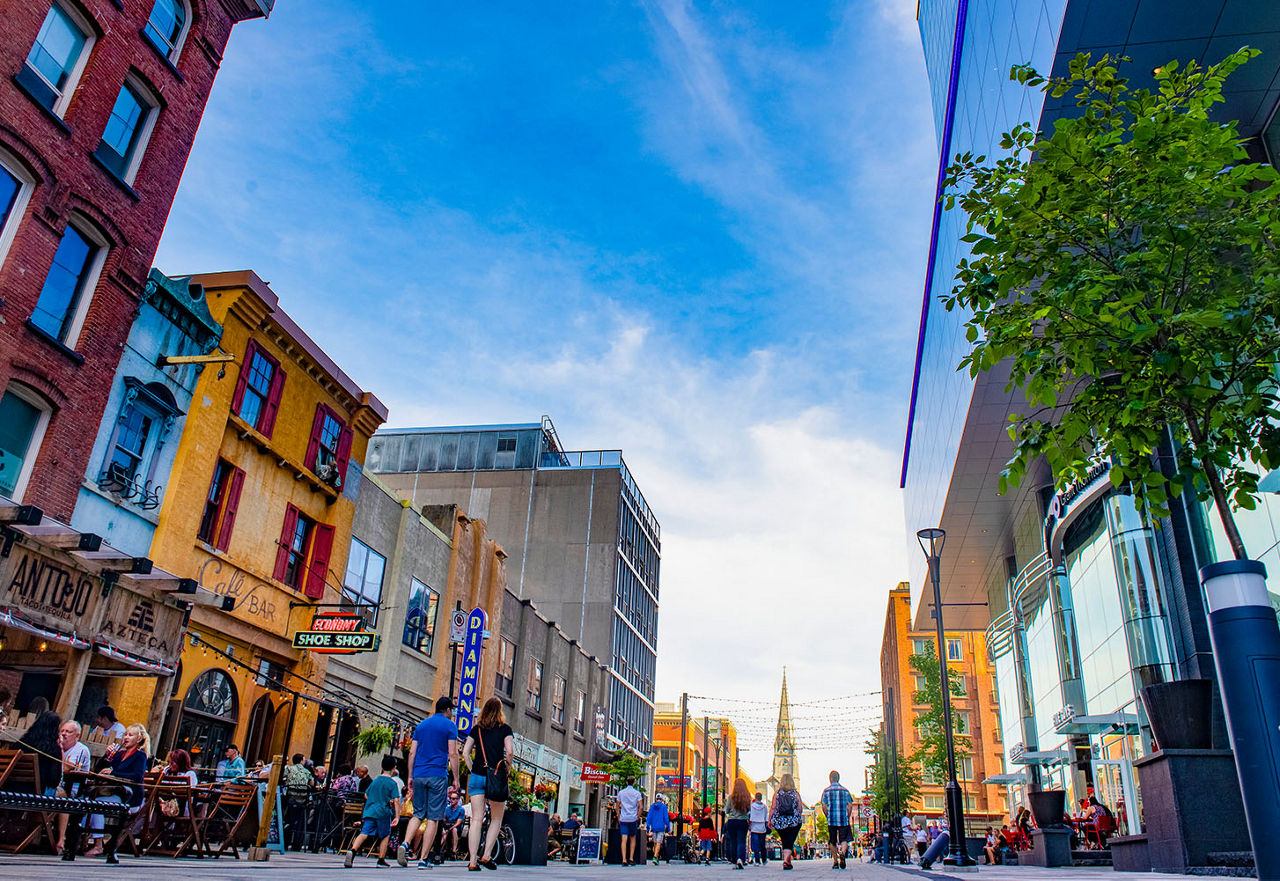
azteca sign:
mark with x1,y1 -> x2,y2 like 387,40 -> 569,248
292,612 -> 379,653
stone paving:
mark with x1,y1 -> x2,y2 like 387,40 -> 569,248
0,853 -> 1201,881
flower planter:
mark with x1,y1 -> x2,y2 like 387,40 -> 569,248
1027,789 -> 1066,828
506,809 -> 549,865
1140,680 -> 1212,750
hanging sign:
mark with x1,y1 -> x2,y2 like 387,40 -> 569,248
292,612 -> 379,653
580,763 -> 611,783
456,606 -> 487,740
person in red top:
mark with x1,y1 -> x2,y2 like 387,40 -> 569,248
697,807 -> 716,864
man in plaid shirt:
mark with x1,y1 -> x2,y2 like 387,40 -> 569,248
821,770 -> 854,869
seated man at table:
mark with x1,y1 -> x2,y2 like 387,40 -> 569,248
344,755 -> 401,868
433,788 -> 466,862
54,720 -> 92,854
218,745 -> 246,782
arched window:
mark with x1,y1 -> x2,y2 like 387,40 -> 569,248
144,0 -> 189,59
177,668 -> 238,769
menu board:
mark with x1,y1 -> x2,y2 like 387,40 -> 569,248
576,828 -> 602,864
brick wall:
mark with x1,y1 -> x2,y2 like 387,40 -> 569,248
0,0 -> 267,519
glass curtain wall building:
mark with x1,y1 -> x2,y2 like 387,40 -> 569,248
903,0 -> 1280,827
366,418 -> 660,753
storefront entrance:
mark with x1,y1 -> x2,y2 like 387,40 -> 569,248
1093,758 -> 1138,837
175,668 -> 238,770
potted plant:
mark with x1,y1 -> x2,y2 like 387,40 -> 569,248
533,781 -> 558,810
351,724 -> 396,757
505,768 -> 549,865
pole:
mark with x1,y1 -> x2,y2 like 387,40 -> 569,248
880,725 -> 890,863
702,715 -> 710,850
930,550 -> 974,867
1203,560 -> 1280,881
677,693 -> 688,839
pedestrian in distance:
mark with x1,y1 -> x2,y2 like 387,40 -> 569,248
769,773 -> 805,870
820,770 -> 853,870
915,823 -> 929,860
617,775 -> 644,866
697,807 -> 716,864
398,696 -> 460,869
748,792 -> 769,865
345,755 -> 402,868
724,779 -> 752,870
461,697 -> 514,871
646,792 -> 671,864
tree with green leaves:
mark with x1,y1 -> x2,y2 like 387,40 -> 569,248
944,48 -> 1280,560
908,639 -> 970,785
864,726 -> 921,819
605,749 -> 649,791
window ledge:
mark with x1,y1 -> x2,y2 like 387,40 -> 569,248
573,734 -> 587,745
499,695 -> 515,709
24,319 -> 84,364
550,723 -> 565,735
140,28 -> 185,82
79,477 -> 162,525
90,150 -> 142,202
11,73 -> 72,135
524,709 -> 543,723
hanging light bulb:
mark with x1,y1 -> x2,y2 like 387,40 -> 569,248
38,640 -> 47,652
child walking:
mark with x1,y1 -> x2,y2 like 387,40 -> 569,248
345,755 -> 402,868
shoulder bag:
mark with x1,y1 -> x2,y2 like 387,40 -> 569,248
477,728 -> 509,803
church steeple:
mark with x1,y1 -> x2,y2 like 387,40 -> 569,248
771,667 -> 798,788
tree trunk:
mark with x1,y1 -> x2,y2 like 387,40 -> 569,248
1182,408 -> 1249,560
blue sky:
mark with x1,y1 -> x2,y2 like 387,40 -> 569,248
157,0 -> 937,794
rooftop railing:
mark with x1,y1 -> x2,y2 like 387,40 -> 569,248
540,450 -> 660,542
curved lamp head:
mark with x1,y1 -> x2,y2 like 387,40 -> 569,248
917,527 -> 946,560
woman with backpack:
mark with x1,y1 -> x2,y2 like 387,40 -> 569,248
769,773 -> 805,870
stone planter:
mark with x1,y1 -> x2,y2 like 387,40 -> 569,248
1140,680 -> 1212,750
506,809 -> 549,865
1027,789 -> 1066,828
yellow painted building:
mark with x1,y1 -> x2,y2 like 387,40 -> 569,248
880,582 -> 1007,827
113,270 -> 387,769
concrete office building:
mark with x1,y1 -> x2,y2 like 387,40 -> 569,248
366,418 -> 660,753
902,0 -> 1280,861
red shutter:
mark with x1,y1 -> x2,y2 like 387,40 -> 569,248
215,466 -> 245,552
304,405 -> 326,471
305,524 -> 334,599
259,365 -> 287,438
274,504 -> 298,583
230,340 -> 258,415
335,425 -> 353,485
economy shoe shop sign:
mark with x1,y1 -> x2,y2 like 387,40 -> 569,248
292,611 -> 379,653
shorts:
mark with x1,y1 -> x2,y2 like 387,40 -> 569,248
700,840 -> 714,852
360,817 -> 392,839
467,772 -> 488,798
828,825 -> 851,845
620,821 -> 638,836
412,776 -> 447,820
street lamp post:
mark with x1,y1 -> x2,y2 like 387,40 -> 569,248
918,527 -> 975,868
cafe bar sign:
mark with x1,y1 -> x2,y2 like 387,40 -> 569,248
292,611 -> 379,653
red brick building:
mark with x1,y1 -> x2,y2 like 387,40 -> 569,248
0,0 -> 272,519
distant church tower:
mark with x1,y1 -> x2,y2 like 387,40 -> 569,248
763,668 -> 799,800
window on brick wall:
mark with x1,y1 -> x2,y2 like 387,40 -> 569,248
197,459 -> 244,551
946,638 -> 963,661
0,155 -> 34,274
231,340 -> 285,436
18,2 -> 93,115
30,220 -> 104,347
143,0 -> 189,59
94,78 -> 159,185
273,505 -> 332,598
0,384 -> 51,503
526,657 -> 543,713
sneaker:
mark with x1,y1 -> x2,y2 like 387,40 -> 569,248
377,859 -> 391,867
397,844 -> 409,868
345,850 -> 356,869
840,856 -> 846,869
418,859 -> 432,869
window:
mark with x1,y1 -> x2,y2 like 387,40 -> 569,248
175,668 -> 237,769
30,222 -> 100,344
913,674 -> 927,695
946,638 -> 963,661
954,711 -> 971,735
106,404 -> 152,483
0,157 -> 34,274
912,639 -> 931,656
495,639 -> 516,697
197,459 -> 244,550
18,2 -> 92,114
143,0 -> 187,58
658,747 -> 679,769
0,385 -> 51,502
272,504 -> 333,598
306,404 -> 351,487
526,657 -> 543,713
94,79 -> 158,184
959,757 -> 974,780
341,537 -> 385,626
573,691 -> 586,736
954,675 -> 968,696
923,795 -> 944,810
551,675 -> 566,725
497,436 -> 516,453
402,578 -> 440,655
98,380 -> 179,506
231,340 -> 285,436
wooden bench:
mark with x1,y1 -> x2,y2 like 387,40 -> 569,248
0,789 -> 130,863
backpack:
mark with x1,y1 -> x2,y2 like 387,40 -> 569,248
771,789 -> 802,828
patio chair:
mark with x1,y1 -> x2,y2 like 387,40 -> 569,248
140,775 -> 203,858
199,783 -> 258,859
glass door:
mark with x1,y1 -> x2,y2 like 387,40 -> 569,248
1092,759 -> 1137,836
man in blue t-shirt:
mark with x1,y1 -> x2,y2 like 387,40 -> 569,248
398,697 -> 459,869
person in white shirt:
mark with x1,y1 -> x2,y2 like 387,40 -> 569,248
93,706 -> 125,741
915,824 -> 929,861
55,721 -> 92,853
749,792 -> 770,864
616,777 -> 644,867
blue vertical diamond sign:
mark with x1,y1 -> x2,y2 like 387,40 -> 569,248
457,606 -> 487,740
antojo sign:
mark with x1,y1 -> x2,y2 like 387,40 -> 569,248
580,763 -> 611,783
292,612 -> 379,654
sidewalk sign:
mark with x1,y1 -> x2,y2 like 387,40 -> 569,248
576,828 -> 603,864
